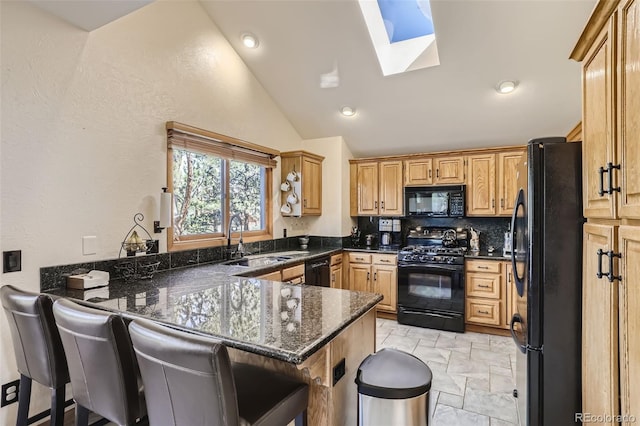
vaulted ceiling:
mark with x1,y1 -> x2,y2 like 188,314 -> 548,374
27,0 -> 597,157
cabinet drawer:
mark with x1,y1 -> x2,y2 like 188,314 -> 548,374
330,253 -> 343,266
348,253 -> 372,264
466,259 -> 502,273
282,264 -> 305,281
466,299 -> 502,326
466,273 -> 502,299
258,270 -> 282,281
372,254 -> 397,266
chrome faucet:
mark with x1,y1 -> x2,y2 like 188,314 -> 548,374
227,214 -> 245,258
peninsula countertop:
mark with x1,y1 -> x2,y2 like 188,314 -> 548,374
46,261 -> 382,365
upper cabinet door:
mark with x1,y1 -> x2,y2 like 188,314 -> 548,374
583,16 -> 617,219
302,156 -> 322,215
379,161 -> 403,216
434,155 -> 466,184
467,153 -> 496,216
404,158 -> 433,186
618,0 -> 640,219
357,162 -> 379,215
498,150 -> 525,216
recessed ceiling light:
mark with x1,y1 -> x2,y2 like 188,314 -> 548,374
241,33 -> 259,48
497,80 -> 517,94
341,106 -> 356,117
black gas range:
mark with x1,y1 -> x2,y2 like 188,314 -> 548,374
397,228 -> 468,333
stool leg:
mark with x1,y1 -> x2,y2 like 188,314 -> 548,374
16,374 -> 32,426
294,409 -> 307,426
75,404 -> 90,426
50,385 -> 66,426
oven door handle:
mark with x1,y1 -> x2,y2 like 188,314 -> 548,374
398,263 -> 462,272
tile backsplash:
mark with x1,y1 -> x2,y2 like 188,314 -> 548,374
40,235 -> 342,291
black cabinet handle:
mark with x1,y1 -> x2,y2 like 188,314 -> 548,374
436,169 -> 439,178
606,250 -> 622,283
429,169 -> 432,179
598,166 -> 606,196
597,249 -> 622,282
367,271 -> 370,281
596,249 -> 604,279
373,272 -> 377,281
606,162 -> 621,195
381,201 -> 385,210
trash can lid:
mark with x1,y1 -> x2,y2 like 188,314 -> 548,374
355,348 -> 432,399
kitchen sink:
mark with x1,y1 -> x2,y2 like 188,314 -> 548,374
223,254 -> 293,268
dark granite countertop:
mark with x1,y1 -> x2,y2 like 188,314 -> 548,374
46,250 -> 381,365
343,246 -> 400,254
465,249 -> 511,261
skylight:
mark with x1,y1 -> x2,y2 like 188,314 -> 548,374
359,0 -> 439,76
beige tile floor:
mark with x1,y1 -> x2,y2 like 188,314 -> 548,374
376,318 -> 519,426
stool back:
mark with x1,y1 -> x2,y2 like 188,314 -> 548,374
52,299 -> 144,425
128,319 -> 240,426
0,285 -> 69,388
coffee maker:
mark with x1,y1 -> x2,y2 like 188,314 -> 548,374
379,218 -> 401,247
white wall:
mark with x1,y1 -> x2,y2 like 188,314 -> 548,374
303,136 -> 355,237
0,1 -> 307,422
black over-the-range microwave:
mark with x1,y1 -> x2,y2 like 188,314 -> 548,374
404,185 -> 466,217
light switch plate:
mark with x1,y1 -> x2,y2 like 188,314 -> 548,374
82,236 -> 97,255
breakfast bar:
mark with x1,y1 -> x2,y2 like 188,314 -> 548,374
47,263 -> 382,425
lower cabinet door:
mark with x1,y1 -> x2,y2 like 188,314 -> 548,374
619,225 -> 640,424
582,223 -> 618,425
372,265 -> 397,313
349,264 -> 371,293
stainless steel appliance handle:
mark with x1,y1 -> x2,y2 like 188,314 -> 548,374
510,313 -> 527,354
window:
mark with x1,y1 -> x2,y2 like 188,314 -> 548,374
166,122 -> 278,250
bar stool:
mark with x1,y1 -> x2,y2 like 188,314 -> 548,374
128,318 -> 309,426
52,299 -> 146,426
1,285 -> 70,426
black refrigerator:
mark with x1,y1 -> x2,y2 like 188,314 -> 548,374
509,137 -> 583,425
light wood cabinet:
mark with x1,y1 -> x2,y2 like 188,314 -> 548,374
255,262 -> 305,284
378,161 -> 403,215
573,1 -> 640,418
281,150 -> 324,216
581,17 -> 617,219
352,161 -> 403,216
257,270 -> 282,281
617,0 -> 640,219
619,225 -> 640,424
582,223 -> 619,424
347,253 -> 397,313
433,155 -> 465,184
467,153 -> 497,216
497,151 -> 524,215
467,150 -> 524,217
330,254 -> 343,289
465,259 -> 508,329
404,158 -> 433,186
575,1 -> 640,221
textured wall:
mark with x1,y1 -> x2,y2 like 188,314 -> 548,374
0,1 -> 304,422
302,136 -> 355,237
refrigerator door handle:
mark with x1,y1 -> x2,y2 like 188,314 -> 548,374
509,313 -> 527,354
510,189 -> 526,296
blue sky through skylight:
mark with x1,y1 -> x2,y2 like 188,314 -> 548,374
377,0 -> 434,43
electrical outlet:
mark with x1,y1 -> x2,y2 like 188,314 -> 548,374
1,379 -> 20,407
3,250 -> 21,273
333,358 -> 346,386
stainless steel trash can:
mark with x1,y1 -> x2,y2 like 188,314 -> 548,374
355,348 -> 432,426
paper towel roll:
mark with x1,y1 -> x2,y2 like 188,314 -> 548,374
160,190 -> 172,228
